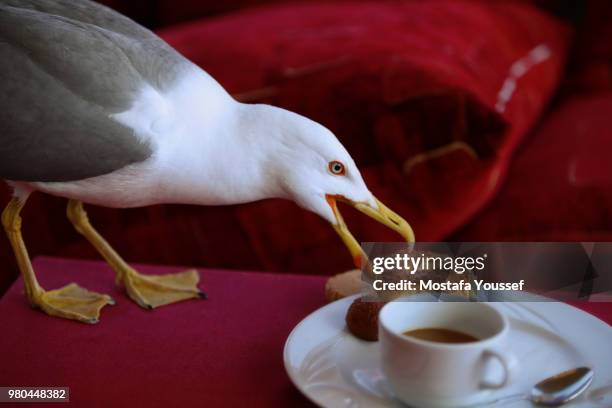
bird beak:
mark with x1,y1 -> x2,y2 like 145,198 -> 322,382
326,194 -> 415,268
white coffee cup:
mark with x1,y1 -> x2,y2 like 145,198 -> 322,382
379,298 -> 515,407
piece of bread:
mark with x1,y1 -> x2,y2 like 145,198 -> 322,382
325,269 -> 363,302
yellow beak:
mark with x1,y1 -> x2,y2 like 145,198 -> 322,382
326,195 -> 415,268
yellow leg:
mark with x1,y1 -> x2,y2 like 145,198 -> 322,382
2,196 -> 114,324
66,200 -> 205,309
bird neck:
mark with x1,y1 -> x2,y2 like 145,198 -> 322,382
152,93 -> 286,206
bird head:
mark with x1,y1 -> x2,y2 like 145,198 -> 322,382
254,105 -> 415,268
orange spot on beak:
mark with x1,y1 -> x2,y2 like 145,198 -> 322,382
325,195 -> 338,214
326,194 -> 364,269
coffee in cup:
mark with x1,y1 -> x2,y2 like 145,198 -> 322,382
379,298 -> 515,407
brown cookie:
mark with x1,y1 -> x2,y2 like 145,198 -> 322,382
345,297 -> 386,341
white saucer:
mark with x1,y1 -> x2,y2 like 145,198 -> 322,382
284,295 -> 612,407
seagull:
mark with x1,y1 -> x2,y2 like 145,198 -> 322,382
0,0 -> 414,323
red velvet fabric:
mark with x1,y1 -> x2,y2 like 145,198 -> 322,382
0,258 -> 323,407
0,257 -> 609,407
0,1 -> 572,295
454,92 -> 612,241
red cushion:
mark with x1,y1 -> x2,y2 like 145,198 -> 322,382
159,2 -> 570,251
454,92 -> 612,241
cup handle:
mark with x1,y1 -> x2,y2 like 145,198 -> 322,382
480,349 -> 514,389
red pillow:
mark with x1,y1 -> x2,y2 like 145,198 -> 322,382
158,1 -> 570,265
454,93 -> 612,241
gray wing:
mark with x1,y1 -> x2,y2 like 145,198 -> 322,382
0,0 -> 190,182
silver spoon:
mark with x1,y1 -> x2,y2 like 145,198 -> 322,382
467,367 -> 594,407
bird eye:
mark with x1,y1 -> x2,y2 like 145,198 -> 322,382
328,160 -> 346,176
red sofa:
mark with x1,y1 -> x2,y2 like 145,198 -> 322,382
1,0 -> 610,295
